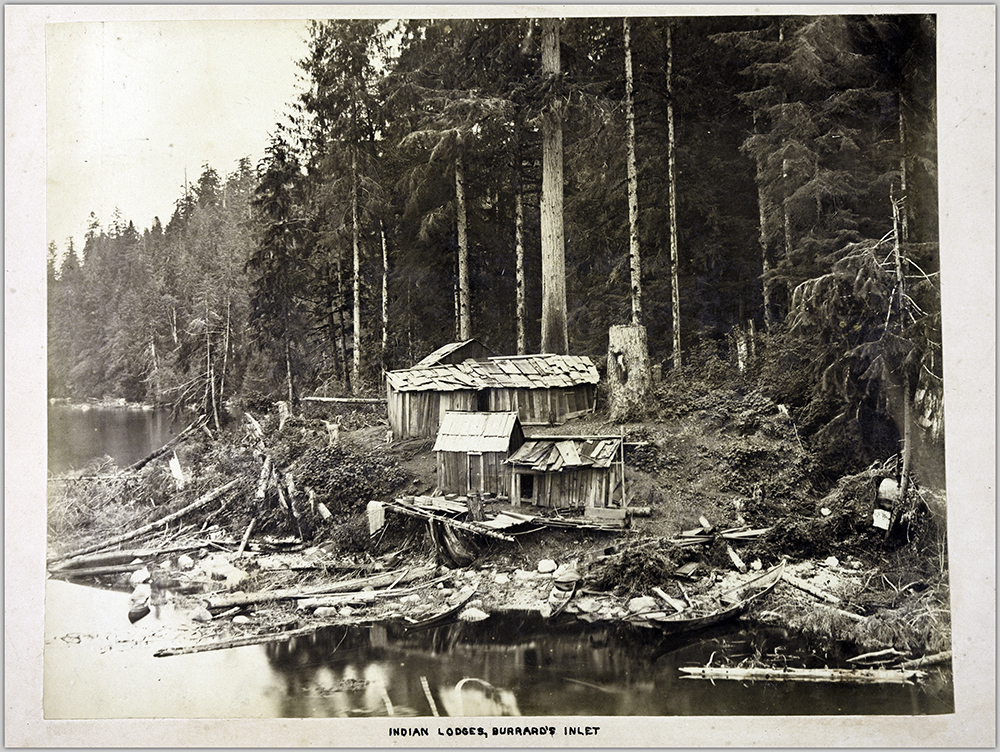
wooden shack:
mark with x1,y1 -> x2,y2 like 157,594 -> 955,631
505,436 -> 626,517
386,354 -> 600,440
433,412 -> 525,498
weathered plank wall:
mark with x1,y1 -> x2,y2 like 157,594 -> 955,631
388,389 -> 477,440
516,467 -> 612,509
436,451 -> 513,497
487,384 -> 596,425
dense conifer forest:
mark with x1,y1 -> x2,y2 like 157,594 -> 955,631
47,14 -> 942,483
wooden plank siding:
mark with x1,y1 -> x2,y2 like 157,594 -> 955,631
436,450 -> 513,498
486,384 -> 596,426
388,389 -> 478,440
513,467 -> 612,509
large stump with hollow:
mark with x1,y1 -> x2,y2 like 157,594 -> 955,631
607,324 -> 652,422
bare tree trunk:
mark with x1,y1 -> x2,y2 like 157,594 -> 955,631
351,149 -> 362,394
515,188 -> 526,355
624,18 -> 643,327
334,255 -> 350,393
205,300 -> 219,430
666,20 -> 681,367
149,338 -> 159,402
380,220 -> 389,380
284,334 -> 295,406
326,261 -> 342,391
455,148 -> 471,340
891,190 -> 913,502
219,297 -> 231,413
540,17 -> 568,355
898,97 -> 909,242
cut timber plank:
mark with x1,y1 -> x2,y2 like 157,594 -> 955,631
726,544 -> 748,573
652,586 -> 686,613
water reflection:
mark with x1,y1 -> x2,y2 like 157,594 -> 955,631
48,404 -> 181,474
258,613 -> 954,718
45,580 -> 953,719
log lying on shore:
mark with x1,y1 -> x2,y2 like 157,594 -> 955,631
49,562 -> 148,579
781,571 -> 841,604
302,396 -> 387,404
49,480 -> 241,564
127,417 -> 206,472
679,665 -> 927,685
47,543 -> 204,571
204,564 -> 437,610
154,624 -> 324,658
297,574 -> 451,609
899,651 -> 952,669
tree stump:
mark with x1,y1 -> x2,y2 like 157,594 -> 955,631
607,324 -> 651,422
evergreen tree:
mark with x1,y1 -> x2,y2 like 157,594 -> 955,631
247,137 -> 313,405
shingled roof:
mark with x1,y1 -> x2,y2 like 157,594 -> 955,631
415,339 -> 494,367
432,411 -> 522,453
506,437 -> 622,472
386,354 -> 600,393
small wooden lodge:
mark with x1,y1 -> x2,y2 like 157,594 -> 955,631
387,353 -> 600,440
506,436 -> 626,517
433,411 -> 525,498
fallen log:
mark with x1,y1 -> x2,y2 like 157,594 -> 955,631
128,417 -> 205,472
385,503 -> 516,542
679,665 -> 926,685
236,517 -> 256,558
204,564 -> 437,610
899,651 -> 952,669
245,412 -> 266,445
297,574 -> 451,609
302,396 -> 387,404
818,603 -> 867,623
847,647 -> 908,664
50,480 -> 241,563
781,571 -> 841,604
48,543 -> 203,570
49,562 -> 147,579
154,624 -> 323,657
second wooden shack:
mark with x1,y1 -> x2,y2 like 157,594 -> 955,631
506,436 -> 625,515
433,411 -> 525,498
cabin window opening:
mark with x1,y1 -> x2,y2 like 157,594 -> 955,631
476,389 -> 490,411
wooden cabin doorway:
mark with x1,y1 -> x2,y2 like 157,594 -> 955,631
467,452 -> 484,495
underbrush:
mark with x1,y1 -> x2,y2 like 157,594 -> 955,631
48,410 -> 412,554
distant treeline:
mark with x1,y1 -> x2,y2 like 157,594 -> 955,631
47,15 -> 942,476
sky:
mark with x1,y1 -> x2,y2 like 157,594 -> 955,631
46,17 -> 311,254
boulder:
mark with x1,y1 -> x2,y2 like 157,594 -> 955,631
129,566 -> 151,587
190,606 -> 213,622
627,596 -> 658,613
537,559 -> 558,574
458,607 -> 489,623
